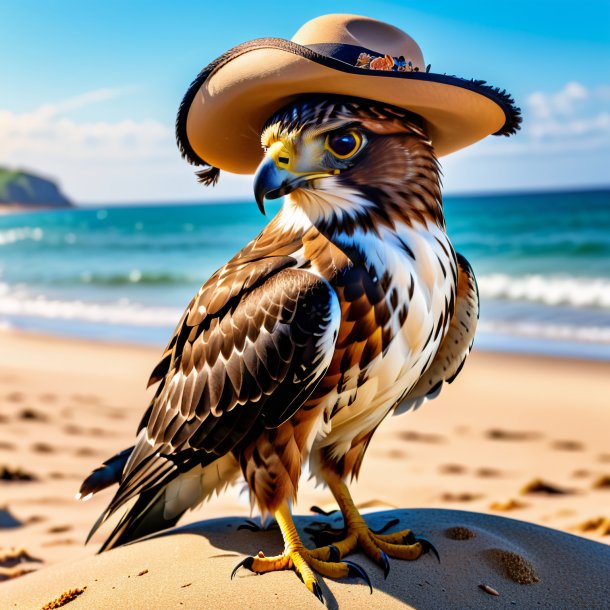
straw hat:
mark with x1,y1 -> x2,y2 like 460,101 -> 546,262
176,14 -> 520,181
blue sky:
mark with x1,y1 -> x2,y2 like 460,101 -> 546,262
1,0 -> 609,203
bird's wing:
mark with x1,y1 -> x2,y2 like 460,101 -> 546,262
394,252 -> 479,415
93,265 -> 340,531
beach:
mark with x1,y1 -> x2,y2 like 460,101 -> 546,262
1,328 -> 609,605
1,191 -> 610,605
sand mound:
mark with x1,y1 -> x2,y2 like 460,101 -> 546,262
3,509 -> 609,609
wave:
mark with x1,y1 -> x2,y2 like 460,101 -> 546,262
0,226 -> 44,246
477,274 -> 610,310
77,270 -> 201,286
478,320 -> 610,345
0,287 -> 181,327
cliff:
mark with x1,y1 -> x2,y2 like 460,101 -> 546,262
0,167 -> 73,209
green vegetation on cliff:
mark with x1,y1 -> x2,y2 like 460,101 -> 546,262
0,167 -> 73,208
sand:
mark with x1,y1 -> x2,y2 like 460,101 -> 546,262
1,329 -> 610,606
3,510 -> 610,609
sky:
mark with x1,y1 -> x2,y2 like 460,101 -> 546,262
1,0 -> 609,204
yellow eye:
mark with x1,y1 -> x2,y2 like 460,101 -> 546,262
325,130 -> 363,159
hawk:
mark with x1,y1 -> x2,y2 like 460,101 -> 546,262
79,14 -> 520,602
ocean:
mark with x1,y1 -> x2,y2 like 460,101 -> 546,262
1,189 -> 609,360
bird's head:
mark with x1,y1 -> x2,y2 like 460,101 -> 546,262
255,95 -> 443,232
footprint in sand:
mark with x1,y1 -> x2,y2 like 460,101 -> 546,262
572,469 -> 590,478
520,478 -> 573,495
551,439 -> 584,451
445,526 -> 476,540
485,428 -> 540,441
476,467 -> 503,478
398,430 -> 444,443
0,466 -> 37,481
592,475 -> 610,489
489,498 -> 528,512
483,549 -> 540,584
31,443 -> 54,454
41,538 -> 77,547
573,516 -> 610,536
440,492 -> 482,502
439,463 -> 466,475
18,408 -> 48,422
46,524 -> 73,534
0,548 -> 42,582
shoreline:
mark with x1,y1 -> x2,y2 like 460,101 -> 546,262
2,320 -> 609,363
0,203 -> 73,215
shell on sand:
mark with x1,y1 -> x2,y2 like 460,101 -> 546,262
3,509 -> 610,610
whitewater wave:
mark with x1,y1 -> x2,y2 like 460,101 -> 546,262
477,274 -> 610,310
0,226 -> 44,246
0,287 -> 181,327
477,320 -> 610,345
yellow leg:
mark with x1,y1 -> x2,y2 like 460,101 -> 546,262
308,474 -> 437,576
231,501 -> 372,602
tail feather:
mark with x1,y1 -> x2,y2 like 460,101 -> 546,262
97,485 -> 187,552
78,447 -> 133,499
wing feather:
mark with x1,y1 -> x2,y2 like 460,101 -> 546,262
93,265 -> 339,535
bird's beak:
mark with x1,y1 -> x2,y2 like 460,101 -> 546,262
253,157 -> 304,215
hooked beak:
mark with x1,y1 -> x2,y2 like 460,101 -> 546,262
253,157 -> 304,215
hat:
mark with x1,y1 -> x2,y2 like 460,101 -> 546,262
176,14 -> 521,183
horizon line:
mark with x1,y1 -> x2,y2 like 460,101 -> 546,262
74,184 -> 610,208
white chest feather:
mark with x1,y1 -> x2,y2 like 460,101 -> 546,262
312,220 -> 456,462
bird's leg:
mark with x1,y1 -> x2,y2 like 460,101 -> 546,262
309,474 -> 437,577
231,501 -> 372,602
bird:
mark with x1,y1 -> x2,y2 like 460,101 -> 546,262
78,94 -> 481,601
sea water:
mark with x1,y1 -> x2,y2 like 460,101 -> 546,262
1,190 -> 609,359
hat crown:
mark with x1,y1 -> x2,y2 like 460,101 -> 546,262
291,14 -> 425,67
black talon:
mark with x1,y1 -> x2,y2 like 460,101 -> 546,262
378,550 -> 391,579
310,505 -> 338,516
344,560 -> 373,594
415,536 -> 441,563
231,556 -> 254,579
311,580 -> 325,604
403,530 -> 417,544
327,544 -> 341,562
371,518 -> 400,535
305,525 -> 347,546
237,519 -> 262,532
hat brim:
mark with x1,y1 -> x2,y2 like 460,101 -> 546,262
176,38 -> 521,175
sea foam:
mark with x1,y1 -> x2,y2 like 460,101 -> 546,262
477,274 -> 610,310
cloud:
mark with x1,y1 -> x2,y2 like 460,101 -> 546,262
0,88 -> 172,163
441,81 -> 610,193
0,88 -> 253,203
458,81 -> 610,158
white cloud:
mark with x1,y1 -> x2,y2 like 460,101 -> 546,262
460,81 -> 610,159
0,89 -> 253,203
527,81 -> 588,119
441,81 -> 610,193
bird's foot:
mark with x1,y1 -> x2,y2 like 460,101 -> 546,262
305,517 -> 401,547
308,518 -> 439,578
231,546 -> 372,603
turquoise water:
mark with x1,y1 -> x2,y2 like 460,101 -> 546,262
1,189 -> 609,359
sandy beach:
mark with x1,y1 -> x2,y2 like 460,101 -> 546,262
1,329 -> 609,606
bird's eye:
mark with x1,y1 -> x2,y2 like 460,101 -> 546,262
325,130 -> 363,159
